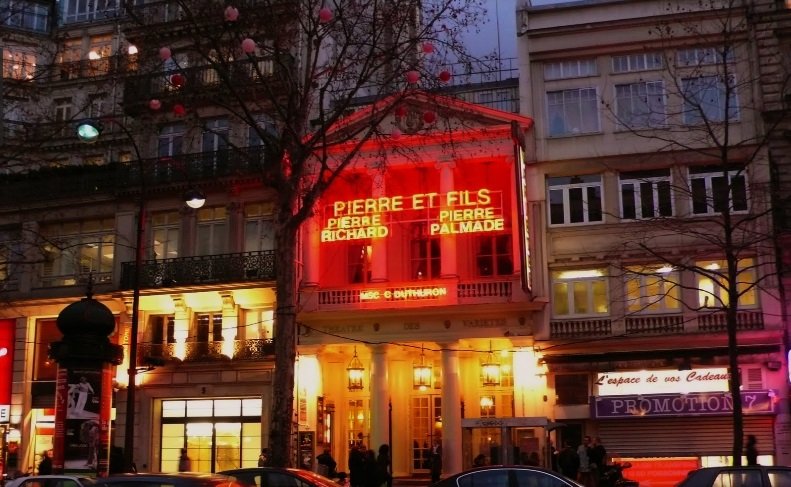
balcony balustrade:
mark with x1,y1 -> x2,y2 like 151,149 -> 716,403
312,278 -> 518,310
122,57 -> 282,112
120,250 -> 276,289
138,338 -> 274,363
551,310 -> 765,338
38,55 -> 138,82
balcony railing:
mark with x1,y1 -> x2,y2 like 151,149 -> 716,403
312,278 -> 519,310
138,338 -> 274,363
37,55 -> 138,83
0,147 -> 269,204
551,310 -> 765,338
122,57 -> 282,110
120,250 -> 276,289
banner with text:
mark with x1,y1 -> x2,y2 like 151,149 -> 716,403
593,391 -> 775,418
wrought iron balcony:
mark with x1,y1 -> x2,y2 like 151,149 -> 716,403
0,146 -> 269,204
37,55 -> 138,83
138,338 -> 275,363
120,250 -> 276,289
122,57 -> 285,113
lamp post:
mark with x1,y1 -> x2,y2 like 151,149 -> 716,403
76,118 -> 205,471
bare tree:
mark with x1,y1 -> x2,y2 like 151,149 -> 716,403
118,0 -> 489,466
597,0 -> 789,465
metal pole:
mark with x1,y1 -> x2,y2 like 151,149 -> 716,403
1,45 -> 5,147
122,168 -> 144,472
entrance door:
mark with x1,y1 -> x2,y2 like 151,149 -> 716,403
410,395 -> 441,473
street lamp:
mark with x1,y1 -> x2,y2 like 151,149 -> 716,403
76,118 -> 205,471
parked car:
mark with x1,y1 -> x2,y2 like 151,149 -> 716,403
430,466 -> 583,487
676,466 -> 791,487
6,475 -> 96,487
219,467 -> 342,487
92,473 -> 242,487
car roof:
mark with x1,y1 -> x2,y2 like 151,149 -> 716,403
94,473 -> 238,484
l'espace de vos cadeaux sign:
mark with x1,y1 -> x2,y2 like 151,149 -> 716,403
595,368 -> 730,396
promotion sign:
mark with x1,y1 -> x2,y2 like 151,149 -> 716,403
321,189 -> 505,242
595,368 -> 730,396
593,391 -> 775,418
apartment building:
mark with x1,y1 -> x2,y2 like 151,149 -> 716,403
0,0 -> 550,479
517,0 -> 790,475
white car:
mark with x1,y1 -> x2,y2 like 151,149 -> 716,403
6,475 -> 96,487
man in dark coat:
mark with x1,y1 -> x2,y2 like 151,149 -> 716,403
557,442 -> 579,481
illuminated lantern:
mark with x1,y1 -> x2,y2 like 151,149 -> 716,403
391,128 -> 402,139
406,70 -> 420,84
318,7 -> 333,23
173,103 -> 186,117
241,38 -> 256,54
394,105 -> 407,118
438,70 -> 451,82
423,111 -> 436,124
170,73 -> 185,87
159,46 -> 172,61
149,99 -> 162,111
422,42 -> 434,54
224,5 -> 239,21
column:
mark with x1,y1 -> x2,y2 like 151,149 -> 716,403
369,344 -> 389,450
220,291 -> 237,357
302,201 -> 321,286
437,160 -> 457,278
369,169 -> 387,282
172,294 -> 189,361
509,159 -> 522,278
440,344 -> 462,476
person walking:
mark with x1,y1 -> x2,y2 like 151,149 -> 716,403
746,435 -> 759,465
362,449 -> 379,487
348,444 -> 365,487
376,444 -> 392,487
589,437 -> 607,487
317,448 -> 338,478
577,436 -> 593,487
429,439 -> 442,484
258,448 -> 271,467
38,451 -> 53,475
558,442 -> 579,480
178,448 -> 192,472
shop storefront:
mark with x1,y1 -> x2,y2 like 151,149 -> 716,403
591,368 -> 777,487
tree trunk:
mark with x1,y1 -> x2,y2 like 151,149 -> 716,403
268,223 -> 299,467
727,269 -> 744,466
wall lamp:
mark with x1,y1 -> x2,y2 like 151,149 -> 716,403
347,347 -> 364,391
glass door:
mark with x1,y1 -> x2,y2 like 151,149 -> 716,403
410,396 -> 441,473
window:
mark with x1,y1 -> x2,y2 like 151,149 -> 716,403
551,268 -> 609,317
457,470 -> 510,487
555,374 -> 589,405
40,219 -> 114,287
0,234 -> 20,285
158,124 -> 184,157
410,223 -> 440,280
247,114 -> 276,167
33,320 -> 60,380
620,169 -> 673,219
548,175 -> 603,225
513,469 -> 569,487
476,235 -> 513,277
244,203 -> 275,252
61,0 -> 119,23
547,88 -> 600,136
767,470 -> 791,487
711,470 -> 762,487
1,49 -> 36,80
625,264 -> 680,313
689,166 -> 748,215
196,312 -> 224,343
479,395 -> 496,417
202,118 -> 230,175
151,211 -> 180,260
2,0 -> 49,32
196,206 -> 228,255
677,47 -> 734,67
544,59 -> 597,80
682,75 -> 739,124
244,308 -> 274,340
612,52 -> 663,73
696,258 -> 757,308
615,81 -> 666,129
348,243 -> 372,284
148,315 -> 175,356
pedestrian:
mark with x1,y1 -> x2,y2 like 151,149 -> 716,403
429,439 -> 442,484
38,451 -> 53,475
349,444 -> 365,487
558,441 -> 579,480
589,437 -> 607,487
746,435 -> 759,466
317,448 -> 338,478
473,454 -> 486,467
362,449 -> 379,487
258,448 -> 271,467
577,436 -> 593,487
178,448 -> 191,472
376,444 -> 392,487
